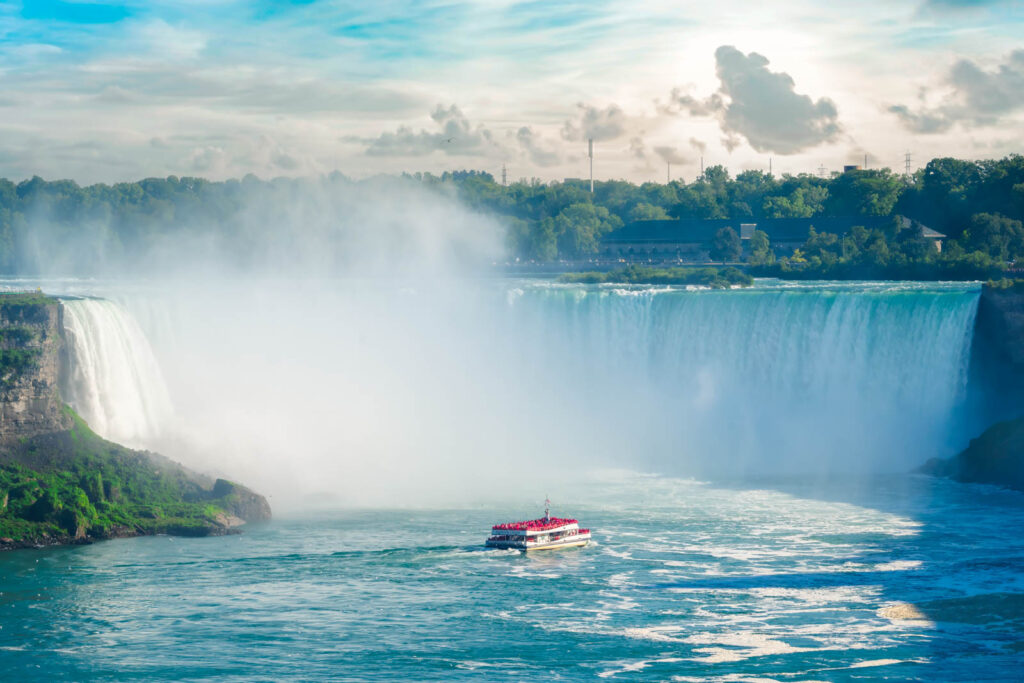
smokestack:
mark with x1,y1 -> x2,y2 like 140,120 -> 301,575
588,138 -> 594,193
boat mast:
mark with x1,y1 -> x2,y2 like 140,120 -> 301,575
544,495 -> 550,521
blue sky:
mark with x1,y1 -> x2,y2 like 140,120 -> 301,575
0,0 -> 1022,183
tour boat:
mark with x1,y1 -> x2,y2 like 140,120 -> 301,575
486,498 -> 591,551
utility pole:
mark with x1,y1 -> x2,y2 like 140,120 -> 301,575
904,151 -> 912,179
769,157 -> 772,175
666,162 -> 670,184
588,138 -> 594,193
700,155 -> 704,178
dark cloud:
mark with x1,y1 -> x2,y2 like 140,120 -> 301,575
359,105 -> 499,157
663,46 -> 841,155
887,105 -> 954,134
688,137 -> 707,154
890,50 -> 1024,133
561,103 -> 628,142
653,145 -> 686,165
515,126 -> 561,167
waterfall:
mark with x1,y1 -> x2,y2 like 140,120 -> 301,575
503,282 -> 981,474
53,281 -> 982,493
60,297 -> 174,449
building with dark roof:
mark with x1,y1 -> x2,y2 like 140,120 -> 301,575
600,216 -> 944,262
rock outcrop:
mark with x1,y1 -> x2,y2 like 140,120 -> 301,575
0,293 -> 72,441
919,416 -> 1024,491
211,479 -> 273,523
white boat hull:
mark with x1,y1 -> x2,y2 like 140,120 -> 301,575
485,534 -> 591,552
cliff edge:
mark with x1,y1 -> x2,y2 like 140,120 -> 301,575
921,280 -> 1024,491
0,292 -> 270,550
974,282 -> 1024,372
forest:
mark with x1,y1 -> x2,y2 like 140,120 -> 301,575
0,155 -> 1021,276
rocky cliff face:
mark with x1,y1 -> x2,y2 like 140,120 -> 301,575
924,283 -> 1024,490
0,293 -> 72,441
919,416 -> 1024,491
975,285 -> 1024,371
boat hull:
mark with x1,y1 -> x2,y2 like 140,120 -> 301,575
485,536 -> 590,552
525,539 -> 589,552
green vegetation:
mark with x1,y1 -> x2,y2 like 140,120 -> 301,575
0,155 -> 1022,276
0,408 -> 238,544
748,220 -> 1011,281
0,292 -> 52,323
985,278 -> 1024,291
709,226 -> 742,262
560,265 -> 752,288
0,293 -> 51,386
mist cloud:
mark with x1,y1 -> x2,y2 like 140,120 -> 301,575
890,50 -> 1024,133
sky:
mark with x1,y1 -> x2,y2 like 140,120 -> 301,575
0,0 -> 1022,184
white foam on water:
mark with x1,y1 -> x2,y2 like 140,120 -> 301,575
598,657 -> 684,678
849,658 -> 909,668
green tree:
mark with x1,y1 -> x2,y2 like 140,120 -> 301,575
627,202 -> 670,222
709,226 -> 741,262
824,169 -> 904,217
748,229 -> 774,265
961,212 -> 1024,262
552,203 -> 622,258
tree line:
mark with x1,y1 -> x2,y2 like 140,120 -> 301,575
0,155 -> 1021,274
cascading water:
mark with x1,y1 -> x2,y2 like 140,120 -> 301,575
503,282 -> 981,475
60,297 -> 174,449
53,281 -> 981,501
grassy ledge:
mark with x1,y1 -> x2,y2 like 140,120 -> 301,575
558,265 -> 754,288
0,406 -> 265,548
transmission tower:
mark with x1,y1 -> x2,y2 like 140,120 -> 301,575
817,164 -> 827,178
501,163 -> 507,187
904,151 -> 912,178
588,138 -> 594,193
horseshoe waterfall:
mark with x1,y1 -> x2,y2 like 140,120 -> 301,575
55,282 -> 982,487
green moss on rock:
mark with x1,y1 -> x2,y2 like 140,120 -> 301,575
0,407 -> 270,548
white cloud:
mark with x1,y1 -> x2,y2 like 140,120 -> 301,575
890,49 -> 1024,133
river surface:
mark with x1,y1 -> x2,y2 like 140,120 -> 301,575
2,471 -> 1023,682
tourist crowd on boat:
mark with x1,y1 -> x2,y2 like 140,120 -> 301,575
491,517 -> 578,532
